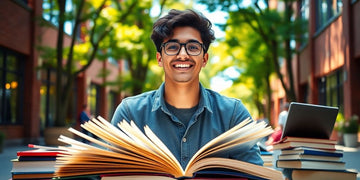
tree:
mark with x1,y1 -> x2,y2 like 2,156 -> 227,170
199,0 -> 305,102
40,0 -> 191,127
225,11 -> 275,121
40,0 -> 139,127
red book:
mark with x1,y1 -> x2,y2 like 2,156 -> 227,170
17,149 -> 63,157
17,144 -> 65,157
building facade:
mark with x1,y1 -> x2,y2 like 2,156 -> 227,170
0,0 -> 123,143
270,0 -> 360,132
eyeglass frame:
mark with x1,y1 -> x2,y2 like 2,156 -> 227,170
160,40 -> 205,56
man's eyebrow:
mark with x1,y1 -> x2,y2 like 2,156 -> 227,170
187,39 -> 201,43
165,39 -> 201,43
165,39 -> 179,43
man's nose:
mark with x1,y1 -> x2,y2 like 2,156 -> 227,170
177,45 -> 189,58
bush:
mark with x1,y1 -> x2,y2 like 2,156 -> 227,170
342,115 -> 359,134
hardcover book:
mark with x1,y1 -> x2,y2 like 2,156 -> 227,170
17,149 -> 63,157
54,116 -> 283,180
280,136 -> 337,144
276,160 -> 345,170
286,169 -> 357,180
12,145 -> 62,179
278,154 -> 341,162
272,141 -> 336,150
279,147 -> 343,157
11,159 -> 56,172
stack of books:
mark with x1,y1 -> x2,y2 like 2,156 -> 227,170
273,136 -> 358,180
11,144 -> 64,179
260,150 -> 274,168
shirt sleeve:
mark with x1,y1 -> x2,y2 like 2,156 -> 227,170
228,100 -> 264,166
110,99 -> 132,126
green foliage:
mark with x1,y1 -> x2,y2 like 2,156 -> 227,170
342,115 -> 359,134
199,0 -> 304,104
335,113 -> 359,133
334,112 -> 345,132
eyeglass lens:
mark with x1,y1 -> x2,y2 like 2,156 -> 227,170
163,42 -> 202,56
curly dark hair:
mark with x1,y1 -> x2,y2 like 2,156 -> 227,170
151,9 -> 215,53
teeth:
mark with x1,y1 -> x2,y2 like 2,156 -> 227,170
175,64 -> 190,68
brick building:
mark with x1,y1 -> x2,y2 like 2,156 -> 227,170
0,0 -> 123,143
270,0 -> 360,133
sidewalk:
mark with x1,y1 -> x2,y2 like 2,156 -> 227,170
0,140 -> 29,180
338,145 -> 360,179
1,140 -> 360,180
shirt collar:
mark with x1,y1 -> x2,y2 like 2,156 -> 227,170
152,82 -> 213,114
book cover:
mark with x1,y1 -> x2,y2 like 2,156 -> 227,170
11,159 -> 56,173
17,149 -> 63,157
280,147 -> 343,157
18,156 -> 57,161
53,116 -> 283,180
288,169 -> 357,180
278,154 -> 341,162
276,160 -> 345,170
272,141 -> 336,150
11,171 -> 54,179
281,136 -> 337,144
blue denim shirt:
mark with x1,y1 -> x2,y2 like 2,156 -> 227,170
111,83 -> 263,169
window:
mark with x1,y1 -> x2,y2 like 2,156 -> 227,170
88,83 -> 100,116
299,0 -> 309,46
107,91 -> 117,120
0,47 -> 25,125
39,68 -> 78,128
39,69 -> 56,128
42,0 -> 75,35
318,69 -> 344,110
315,0 -> 343,31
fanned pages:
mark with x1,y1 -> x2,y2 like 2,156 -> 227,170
54,116 -> 283,180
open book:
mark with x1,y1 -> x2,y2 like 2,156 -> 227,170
54,117 -> 283,179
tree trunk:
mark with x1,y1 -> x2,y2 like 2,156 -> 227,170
55,0 -> 66,127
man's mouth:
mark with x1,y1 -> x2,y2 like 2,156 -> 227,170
174,64 -> 192,68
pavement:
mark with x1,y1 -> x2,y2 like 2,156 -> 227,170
1,140 -> 360,180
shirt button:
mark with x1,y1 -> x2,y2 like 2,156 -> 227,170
182,138 -> 187,142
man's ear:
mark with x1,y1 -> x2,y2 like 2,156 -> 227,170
156,52 -> 163,67
202,53 -> 209,67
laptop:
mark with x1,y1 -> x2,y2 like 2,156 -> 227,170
281,102 -> 339,140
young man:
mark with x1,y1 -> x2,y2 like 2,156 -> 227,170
111,9 -> 263,169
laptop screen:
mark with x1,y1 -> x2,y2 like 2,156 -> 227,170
281,102 -> 339,140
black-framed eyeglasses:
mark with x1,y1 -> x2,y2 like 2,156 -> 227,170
161,41 -> 205,56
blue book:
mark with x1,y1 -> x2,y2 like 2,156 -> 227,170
276,159 -> 346,170
280,147 -> 343,157
18,156 -> 57,161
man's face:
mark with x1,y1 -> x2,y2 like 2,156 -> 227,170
156,26 -> 208,84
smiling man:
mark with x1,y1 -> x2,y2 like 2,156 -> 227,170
111,9 -> 263,169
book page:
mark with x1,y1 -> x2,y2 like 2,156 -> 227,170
185,157 -> 283,180
55,118 -> 178,177
117,120 -> 182,173
185,119 -> 273,171
144,125 -> 184,177
83,118 -> 172,165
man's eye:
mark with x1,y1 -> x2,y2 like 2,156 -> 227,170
188,44 -> 200,51
167,45 -> 179,50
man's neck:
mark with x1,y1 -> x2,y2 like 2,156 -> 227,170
164,81 -> 200,109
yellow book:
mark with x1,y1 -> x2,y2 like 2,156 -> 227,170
54,116 -> 283,180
